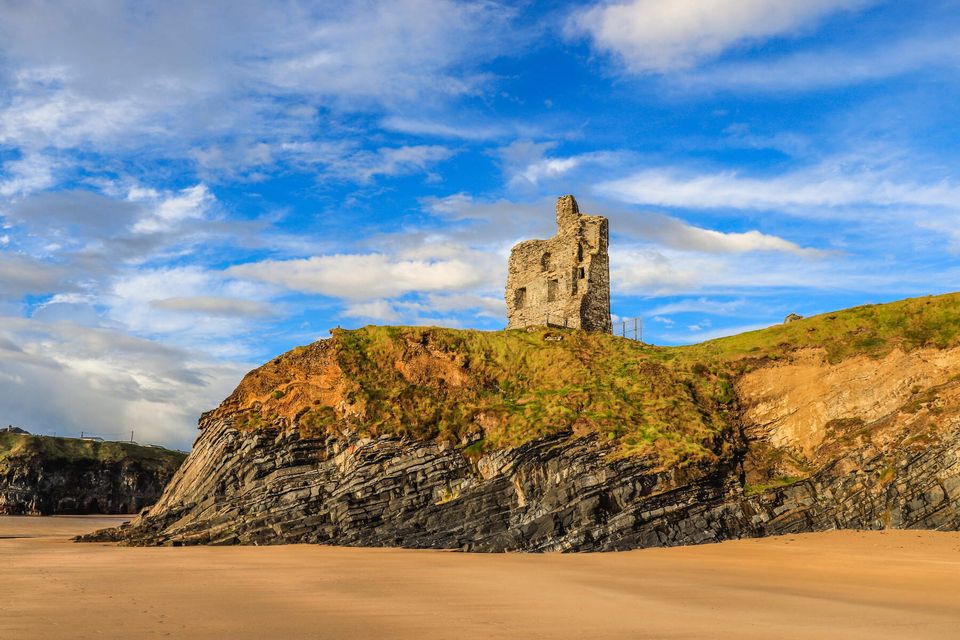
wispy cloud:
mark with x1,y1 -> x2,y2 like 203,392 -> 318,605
149,296 -> 273,318
497,140 -> 626,191
676,33 -> 960,92
0,0 -> 515,163
597,163 -> 960,214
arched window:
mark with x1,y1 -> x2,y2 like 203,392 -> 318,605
541,252 -> 552,271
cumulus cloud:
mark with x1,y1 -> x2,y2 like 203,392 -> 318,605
616,210 -> 826,256
342,292 -> 506,326
569,0 -> 871,73
423,293 -> 506,318
228,252 -> 497,300
0,316 -> 247,449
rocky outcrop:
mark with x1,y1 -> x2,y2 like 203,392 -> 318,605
0,434 -> 186,515
80,412 -> 959,549
80,318 -> 960,549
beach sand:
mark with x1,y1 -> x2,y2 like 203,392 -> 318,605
2,515 -> 959,639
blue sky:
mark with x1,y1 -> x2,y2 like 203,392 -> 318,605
2,0 -> 960,448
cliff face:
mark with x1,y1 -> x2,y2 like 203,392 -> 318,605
83,295 -> 960,548
0,433 -> 186,515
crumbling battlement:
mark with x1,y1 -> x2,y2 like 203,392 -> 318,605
505,195 -> 611,333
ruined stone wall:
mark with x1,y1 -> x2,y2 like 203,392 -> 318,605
505,195 -> 611,332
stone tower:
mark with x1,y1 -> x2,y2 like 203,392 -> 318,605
505,195 -> 611,333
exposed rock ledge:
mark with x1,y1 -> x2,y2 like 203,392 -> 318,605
81,328 -> 960,550
1,433 -> 186,516
84,416 -> 959,550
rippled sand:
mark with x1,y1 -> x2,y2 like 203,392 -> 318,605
2,515 -> 959,639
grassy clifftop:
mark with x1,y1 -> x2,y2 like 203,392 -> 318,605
685,293 -> 960,364
0,432 -> 186,471
224,293 -> 960,466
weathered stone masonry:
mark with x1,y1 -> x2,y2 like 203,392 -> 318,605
505,195 -> 611,332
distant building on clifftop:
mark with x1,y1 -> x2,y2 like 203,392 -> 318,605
505,195 -> 612,333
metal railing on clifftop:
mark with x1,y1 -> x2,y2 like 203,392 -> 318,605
541,313 -> 643,342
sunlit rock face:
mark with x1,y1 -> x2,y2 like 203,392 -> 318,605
78,312 -> 960,550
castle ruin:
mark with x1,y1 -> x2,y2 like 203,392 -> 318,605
505,195 -> 611,333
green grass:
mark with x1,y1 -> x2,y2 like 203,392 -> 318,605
744,476 -> 804,496
0,432 -> 186,470
679,293 -> 960,365
239,292 -> 960,467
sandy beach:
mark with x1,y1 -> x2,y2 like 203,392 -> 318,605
2,516 -> 959,640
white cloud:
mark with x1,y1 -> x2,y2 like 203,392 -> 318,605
615,210 -> 825,256
423,293 -> 505,318
129,184 -> 216,234
570,0 -> 870,73
0,153 -> 56,197
107,266 -> 271,350
150,296 -> 273,318
380,116 -> 510,141
598,165 -> 960,213
346,145 -> 455,183
646,298 -> 747,317
254,0 -> 513,104
342,300 -> 402,322
497,140 -> 624,191
228,252 -> 497,300
677,33 -> 960,92
0,316 -> 247,449
0,0 -> 515,158
610,244 -> 935,297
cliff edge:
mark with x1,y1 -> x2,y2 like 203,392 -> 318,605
0,433 -> 186,515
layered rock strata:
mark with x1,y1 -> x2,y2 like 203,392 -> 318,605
82,333 -> 960,549
0,434 -> 186,515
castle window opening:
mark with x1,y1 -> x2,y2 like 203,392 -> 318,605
578,267 -> 585,279
541,252 -> 552,272
577,243 -> 583,262
547,279 -> 558,302
515,287 -> 526,309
